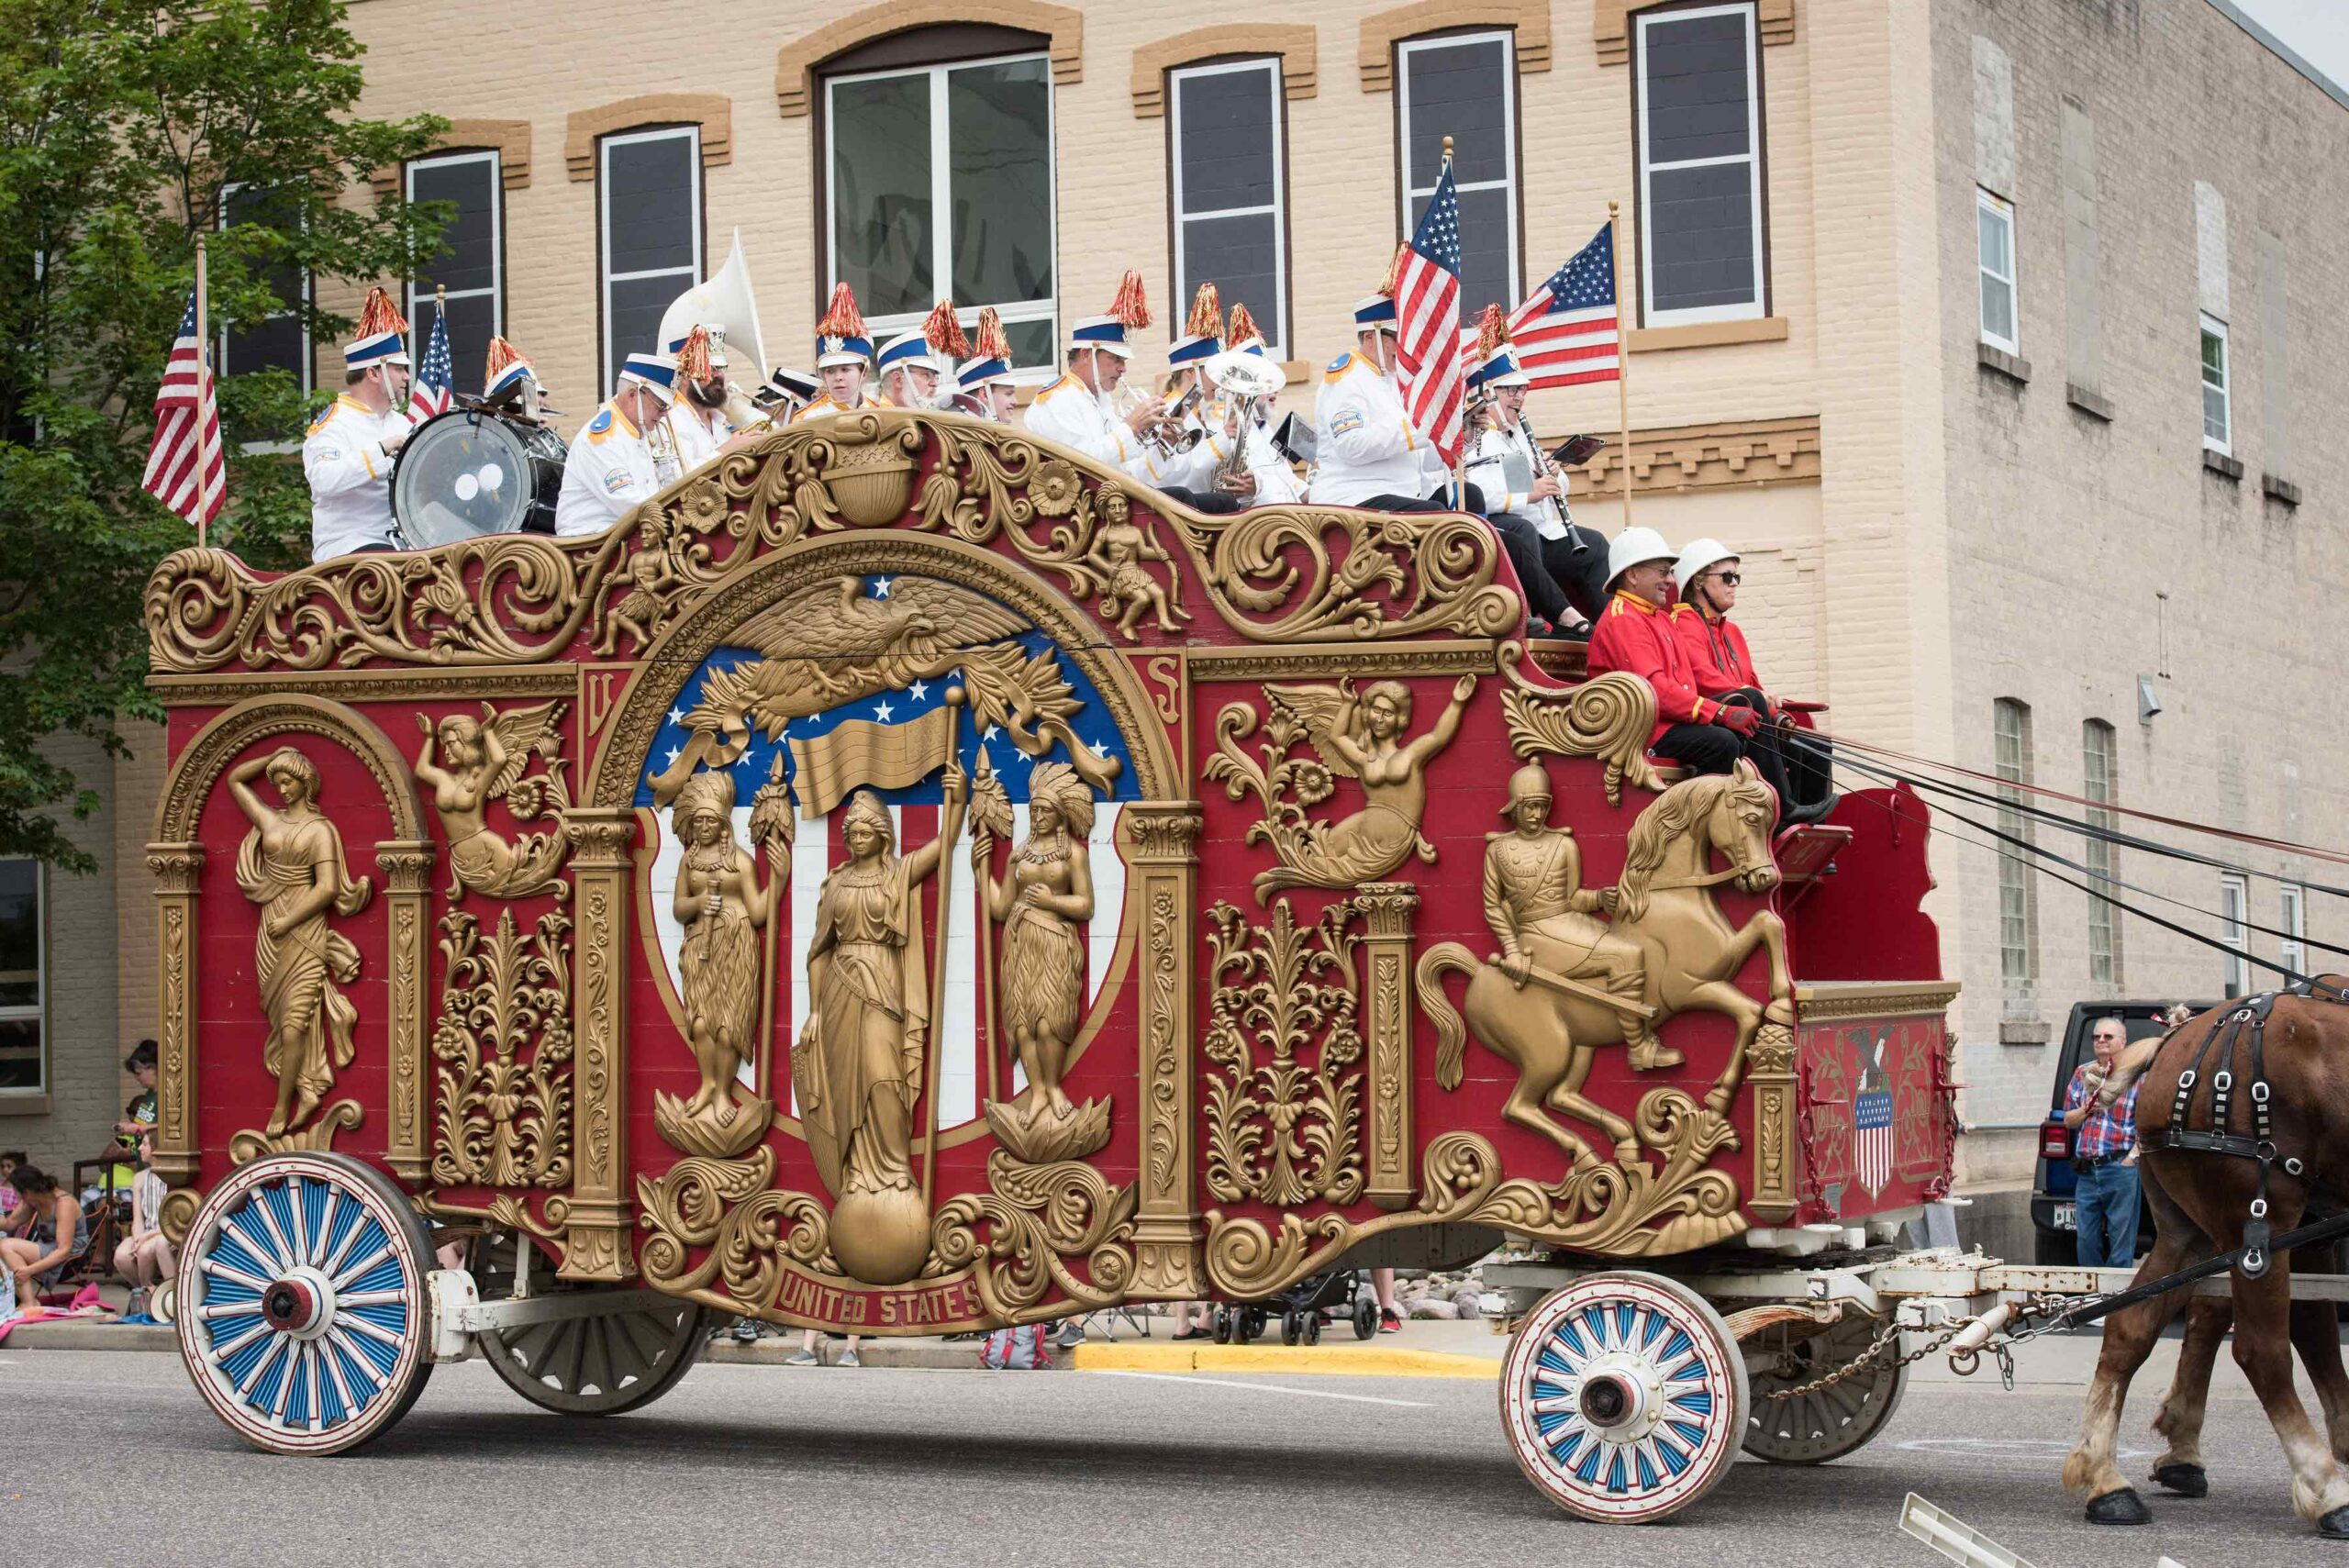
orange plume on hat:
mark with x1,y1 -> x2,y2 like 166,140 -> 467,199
816,282 -> 867,340
1378,243 -> 1412,300
973,306 -> 1012,362
484,336 -> 531,378
1226,302 -> 1263,347
355,285 -> 408,339
1184,283 -> 1222,340
1108,269 -> 1152,329
921,299 -> 970,358
1475,303 -> 1509,361
676,324 -> 715,384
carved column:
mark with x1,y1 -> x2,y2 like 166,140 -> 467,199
1124,801 -> 1202,1296
374,840 -> 436,1184
145,843 -> 205,1190
1355,882 -> 1419,1210
559,807 -> 636,1279
1746,1020 -> 1799,1223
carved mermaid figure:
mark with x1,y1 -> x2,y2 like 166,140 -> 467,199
228,749 -> 373,1137
413,701 -> 569,899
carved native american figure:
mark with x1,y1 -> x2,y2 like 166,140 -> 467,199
227,749 -> 373,1139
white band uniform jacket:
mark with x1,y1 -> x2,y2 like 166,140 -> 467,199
1307,351 -> 1431,507
1022,373 -> 1160,484
788,390 -> 885,424
1464,422 -> 1569,540
662,400 -> 736,473
304,395 -> 413,561
554,400 -> 661,538
1163,397 -> 1305,506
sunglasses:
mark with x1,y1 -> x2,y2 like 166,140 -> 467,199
1709,572 -> 1742,585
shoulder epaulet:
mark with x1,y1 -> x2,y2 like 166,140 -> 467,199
306,404 -> 340,438
1035,373 -> 1076,402
584,407 -> 615,440
1323,353 -> 1357,381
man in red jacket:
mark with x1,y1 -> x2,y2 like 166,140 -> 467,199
1669,538 -> 1833,825
1586,528 -> 1760,779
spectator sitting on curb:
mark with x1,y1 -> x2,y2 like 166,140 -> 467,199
113,1133 -> 174,1324
107,1040 -> 160,1195
1,1165 -> 87,1302
0,1151 -> 25,1232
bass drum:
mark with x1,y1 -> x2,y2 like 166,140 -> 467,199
391,408 -> 565,545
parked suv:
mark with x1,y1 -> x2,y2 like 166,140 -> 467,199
2029,999 -> 2209,1265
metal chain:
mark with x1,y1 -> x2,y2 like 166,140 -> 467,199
1756,1316 -> 1978,1401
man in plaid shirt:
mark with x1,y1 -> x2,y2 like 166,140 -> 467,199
2064,1017 -> 2142,1266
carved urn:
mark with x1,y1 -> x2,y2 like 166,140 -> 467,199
821,415 -> 923,528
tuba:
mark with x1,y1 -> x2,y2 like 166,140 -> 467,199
658,231 -> 770,434
1203,350 -> 1287,493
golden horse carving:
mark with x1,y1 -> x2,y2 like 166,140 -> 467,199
1418,763 -> 1794,1174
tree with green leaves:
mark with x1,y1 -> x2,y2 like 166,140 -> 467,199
0,0 -> 446,868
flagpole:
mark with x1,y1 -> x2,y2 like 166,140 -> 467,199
193,234 -> 210,550
1610,200 -> 1631,529
1442,137 -> 1468,512
919,686 -> 969,1218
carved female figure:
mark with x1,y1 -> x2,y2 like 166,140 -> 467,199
228,749 -> 373,1137
795,773 -> 960,1200
413,703 -> 568,899
671,770 -> 781,1124
975,762 -> 1096,1127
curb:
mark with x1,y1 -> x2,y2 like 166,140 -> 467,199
702,1338 -> 1049,1371
1071,1342 -> 1500,1379
2,1321 -> 175,1352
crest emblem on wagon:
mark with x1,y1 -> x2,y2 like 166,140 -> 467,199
1853,1028 -> 1896,1198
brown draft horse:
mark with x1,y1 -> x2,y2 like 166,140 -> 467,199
2062,984 -> 2349,1536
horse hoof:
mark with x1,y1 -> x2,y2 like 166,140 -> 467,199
2085,1487 -> 2152,1526
2151,1462 -> 2208,1497
2322,1504 -> 2349,1540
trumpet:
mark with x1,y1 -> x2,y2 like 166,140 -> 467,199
1119,381 -> 1201,458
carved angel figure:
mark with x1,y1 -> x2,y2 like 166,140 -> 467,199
1210,676 -> 1476,901
415,700 -> 572,900
646,573 -> 1119,805
228,749 -> 373,1137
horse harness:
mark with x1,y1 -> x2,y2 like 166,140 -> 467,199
2140,977 -> 2349,1278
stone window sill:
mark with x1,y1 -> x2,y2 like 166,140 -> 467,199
2065,383 -> 2112,421
2262,473 -> 2301,506
1626,317 -> 1790,354
0,1092 -> 52,1116
1977,342 -> 2031,384
2202,448 -> 2244,482
1998,1017 -> 2049,1046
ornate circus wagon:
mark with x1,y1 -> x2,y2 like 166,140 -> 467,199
142,410 -> 1954,1518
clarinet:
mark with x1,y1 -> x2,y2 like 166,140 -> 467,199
1518,411 -> 1572,539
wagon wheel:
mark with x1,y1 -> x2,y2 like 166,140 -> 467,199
1741,1310 -> 1909,1464
1499,1271 -> 1749,1524
476,1291 -> 710,1416
175,1152 -> 435,1456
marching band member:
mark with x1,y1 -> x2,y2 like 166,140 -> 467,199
553,350 -> 677,538
951,307 -> 1019,421
756,365 -> 820,427
305,287 -> 413,560
876,301 -> 967,410
1024,271 -> 1163,482
1199,305 -> 1304,506
792,284 -> 885,423
662,324 -> 757,470
1308,294 -> 1452,511
1140,283 -> 1227,495
1462,309 -> 1609,629
481,336 -> 551,422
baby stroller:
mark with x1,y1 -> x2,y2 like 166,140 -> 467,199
1211,1268 -> 1379,1346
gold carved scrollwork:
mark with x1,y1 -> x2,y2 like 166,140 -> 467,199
1498,652 -> 1665,806
1123,803 -> 1202,1298
930,1151 -> 1139,1322
1203,898 -> 1366,1207
378,841 -> 435,1184
432,909 -> 574,1189
146,843 -> 204,1187
638,1147 -> 841,1307
1744,1020 -> 1798,1222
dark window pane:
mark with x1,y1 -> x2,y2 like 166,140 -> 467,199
224,315 -> 306,382
1402,38 -> 1510,188
225,186 -> 306,315
1642,12 -> 1752,165
604,135 -> 697,277
0,1018 -> 38,1093
0,860 -> 36,1010
608,272 -> 683,385
220,185 -> 307,386
410,156 -> 498,298
1647,163 -> 1756,312
1180,214 -> 1280,341
1175,65 -> 1275,214
434,291 -> 497,395
1004,317 -> 1055,373
948,59 -> 1052,306
1409,185 -> 1514,318
831,73 -> 934,316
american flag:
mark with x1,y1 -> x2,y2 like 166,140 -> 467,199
407,301 -> 452,422
1393,160 -> 1467,466
1508,222 -> 1622,390
140,288 -> 227,528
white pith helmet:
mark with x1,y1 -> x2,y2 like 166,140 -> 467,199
1606,527 -> 1675,590
1674,538 -> 1740,595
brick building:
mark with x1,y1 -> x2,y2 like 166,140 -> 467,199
7,1 -> 2342,1205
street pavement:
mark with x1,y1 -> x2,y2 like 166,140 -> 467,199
3,1324 -> 2338,1567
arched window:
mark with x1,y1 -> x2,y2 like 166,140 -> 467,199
818,26 -> 1059,375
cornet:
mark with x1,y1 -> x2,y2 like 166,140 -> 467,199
1118,381 -> 1201,459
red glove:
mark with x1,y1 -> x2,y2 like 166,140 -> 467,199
1718,706 -> 1761,738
